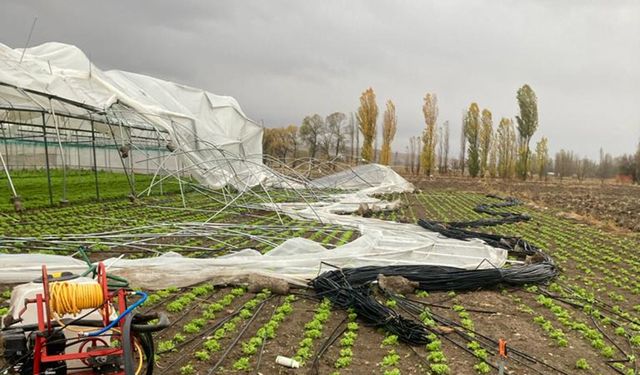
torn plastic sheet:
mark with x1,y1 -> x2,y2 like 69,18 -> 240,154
309,163 -> 415,194
0,165 -> 507,289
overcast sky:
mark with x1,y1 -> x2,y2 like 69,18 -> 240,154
1,0 -> 638,159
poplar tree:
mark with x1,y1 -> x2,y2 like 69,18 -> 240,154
479,109 -> 493,177
380,100 -> 397,165
496,118 -> 517,179
535,136 -> 549,180
357,88 -> 378,163
421,93 -> 438,175
516,84 -> 539,180
464,103 -> 481,177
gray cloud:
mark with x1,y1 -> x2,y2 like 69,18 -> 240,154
1,0 -> 638,158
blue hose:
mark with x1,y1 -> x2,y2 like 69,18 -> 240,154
85,291 -> 148,337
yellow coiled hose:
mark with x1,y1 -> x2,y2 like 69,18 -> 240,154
48,281 -> 104,316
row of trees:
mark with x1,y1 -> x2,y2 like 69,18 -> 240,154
405,84 -> 544,180
263,84 -> 640,184
459,85 -> 544,180
263,87 -> 400,166
554,145 -> 640,182
263,113 -> 357,163
458,85 -> 545,180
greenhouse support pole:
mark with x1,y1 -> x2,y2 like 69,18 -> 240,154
0,142 -> 17,198
157,139 -> 163,195
90,120 -> 100,200
41,112 -> 54,205
106,120 -> 136,197
1,123 -> 9,168
49,100 -> 67,203
75,130 -> 80,168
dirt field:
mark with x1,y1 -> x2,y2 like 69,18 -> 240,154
407,175 -> 640,233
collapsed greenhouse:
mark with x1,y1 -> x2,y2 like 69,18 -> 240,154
0,42 -> 561,374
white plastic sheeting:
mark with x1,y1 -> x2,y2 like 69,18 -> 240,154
0,42 -> 270,189
310,163 -> 414,194
0,165 -> 507,289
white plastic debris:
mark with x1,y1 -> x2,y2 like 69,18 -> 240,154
275,355 -> 300,369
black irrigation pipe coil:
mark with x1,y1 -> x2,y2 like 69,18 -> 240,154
311,195 -> 558,346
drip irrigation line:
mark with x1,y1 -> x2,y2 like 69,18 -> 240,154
401,296 -> 497,314
589,314 -> 629,361
207,298 -> 269,375
310,316 -> 348,375
156,296 -> 275,374
253,295 -> 280,375
538,286 -> 639,371
156,315 -> 234,373
392,292 -> 569,375
406,344 -> 431,370
539,287 -> 638,329
142,291 -> 182,315
560,288 -> 640,327
154,293 -> 216,340
606,363 -> 627,375
311,267 -> 432,345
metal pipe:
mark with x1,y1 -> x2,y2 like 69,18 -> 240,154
90,120 -> 100,200
40,112 -> 54,205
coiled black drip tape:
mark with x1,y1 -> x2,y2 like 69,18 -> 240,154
311,195 -> 558,345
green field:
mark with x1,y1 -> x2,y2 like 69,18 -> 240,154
0,169 -> 187,211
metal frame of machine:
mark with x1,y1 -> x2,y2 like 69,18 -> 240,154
1,262 -> 169,375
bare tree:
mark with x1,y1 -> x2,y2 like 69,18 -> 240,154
346,113 -> 355,163
285,125 -> 299,167
535,136 -> 549,180
459,112 -> 466,176
413,136 -> 421,175
405,145 -> 412,173
324,112 -> 347,159
442,121 -> 449,174
353,113 -> 360,164
299,114 -> 325,159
